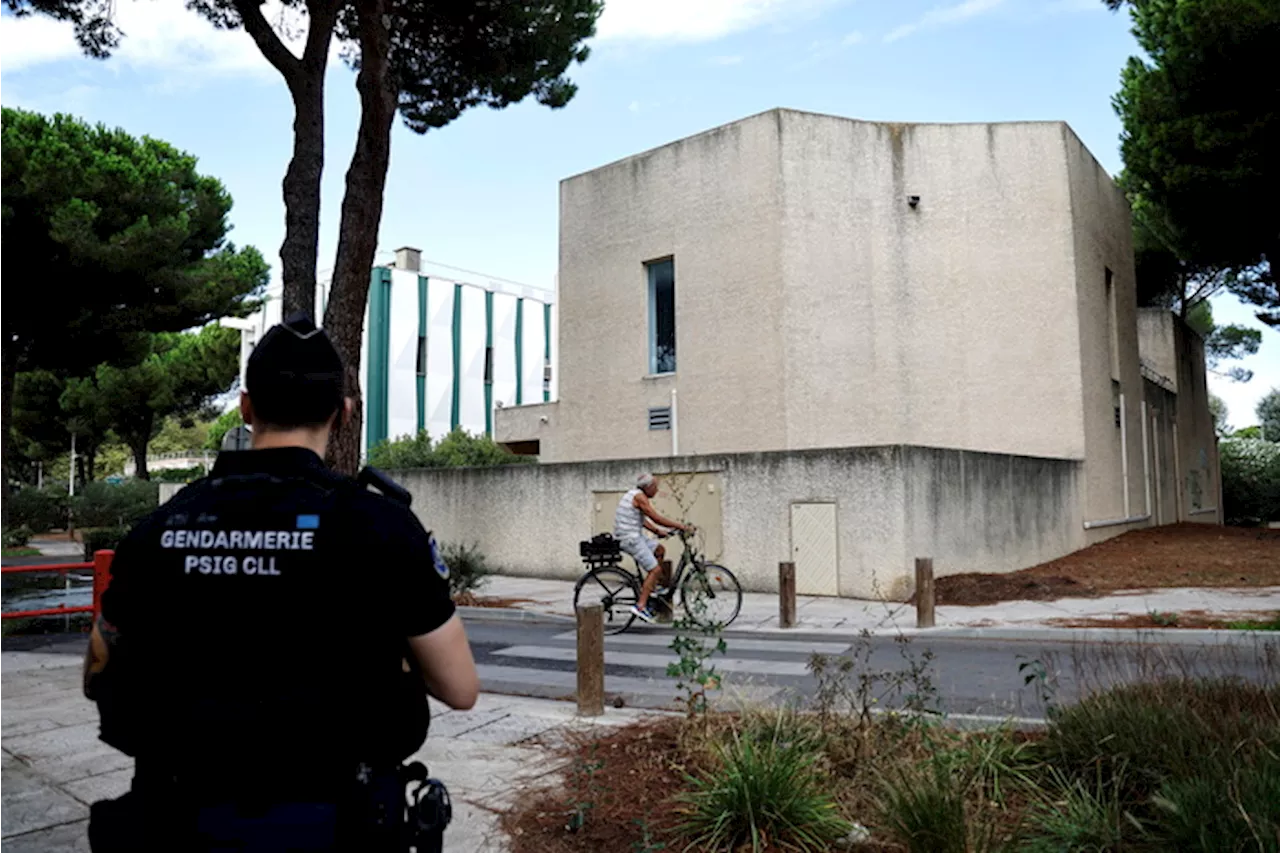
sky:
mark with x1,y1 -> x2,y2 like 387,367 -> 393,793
2,0 -> 1275,426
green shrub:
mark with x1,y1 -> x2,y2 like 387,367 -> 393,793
72,480 -> 158,529
1019,769 -> 1126,853
367,428 -> 535,469
4,525 -> 34,548
879,759 -> 972,853
439,541 -> 491,598
676,716 -> 851,853
83,526 -> 128,560
152,465 -> 207,484
5,486 -> 69,533
1219,437 -> 1280,525
1147,754 -> 1280,853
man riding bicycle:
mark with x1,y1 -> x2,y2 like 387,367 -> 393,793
614,473 -> 693,623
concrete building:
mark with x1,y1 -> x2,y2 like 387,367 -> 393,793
406,109 -> 1219,599
230,248 -> 557,455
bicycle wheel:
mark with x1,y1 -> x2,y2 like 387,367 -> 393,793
679,563 -> 743,629
574,566 -> 640,635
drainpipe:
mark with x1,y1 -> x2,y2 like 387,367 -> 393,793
1172,422 -> 1183,521
1141,401 -> 1151,520
1120,393 -> 1130,518
1152,414 -> 1161,526
670,388 -> 679,457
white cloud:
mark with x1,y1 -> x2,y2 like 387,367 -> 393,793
842,30 -> 865,45
628,100 -> 641,112
596,0 -> 827,42
0,2 -> 306,76
709,54 -> 744,65
884,0 -> 1006,43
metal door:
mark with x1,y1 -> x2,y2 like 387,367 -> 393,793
790,502 -> 839,596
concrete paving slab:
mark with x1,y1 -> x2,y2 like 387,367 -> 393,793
1,753 -> 89,837
59,767 -> 133,805
1,819 -> 91,853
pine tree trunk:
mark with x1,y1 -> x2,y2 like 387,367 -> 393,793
130,435 -> 151,482
279,64 -> 331,317
324,0 -> 397,476
0,338 -> 15,525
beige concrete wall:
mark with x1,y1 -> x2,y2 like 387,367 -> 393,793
392,445 -> 1082,600
1138,309 -> 1179,391
1063,127 -> 1148,539
1172,322 -> 1221,523
541,112 -> 788,463
776,113 -> 1086,460
510,109 -> 1099,465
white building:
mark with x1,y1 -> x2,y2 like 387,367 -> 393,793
232,248 -> 557,455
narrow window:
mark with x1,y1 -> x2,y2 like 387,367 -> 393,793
1105,267 -> 1119,380
416,335 -> 427,376
646,258 -> 676,374
483,346 -> 494,384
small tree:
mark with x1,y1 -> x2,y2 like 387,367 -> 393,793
1219,437 -> 1280,526
1257,389 -> 1280,443
90,326 -> 241,480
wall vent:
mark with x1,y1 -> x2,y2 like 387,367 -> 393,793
648,406 -> 672,431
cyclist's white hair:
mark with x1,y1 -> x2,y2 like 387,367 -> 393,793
636,473 -> 656,488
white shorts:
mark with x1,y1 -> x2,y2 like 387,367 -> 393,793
618,536 -> 659,572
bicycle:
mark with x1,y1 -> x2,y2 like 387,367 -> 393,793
573,528 -> 743,635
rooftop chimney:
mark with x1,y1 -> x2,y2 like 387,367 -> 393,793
394,246 -> 422,272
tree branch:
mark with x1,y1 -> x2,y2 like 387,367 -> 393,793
232,0 -> 301,85
301,0 -> 340,71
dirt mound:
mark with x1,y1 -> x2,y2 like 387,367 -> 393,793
935,524 -> 1280,606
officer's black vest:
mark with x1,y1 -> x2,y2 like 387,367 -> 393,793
95,467 -> 429,793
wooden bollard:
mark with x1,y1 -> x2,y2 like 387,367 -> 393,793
779,561 -> 796,628
576,603 -> 605,716
915,557 -> 935,628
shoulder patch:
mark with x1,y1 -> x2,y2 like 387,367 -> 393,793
427,533 -> 449,580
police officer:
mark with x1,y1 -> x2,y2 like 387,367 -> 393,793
83,312 -> 479,851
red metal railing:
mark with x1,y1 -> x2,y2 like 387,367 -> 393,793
1,550 -> 114,621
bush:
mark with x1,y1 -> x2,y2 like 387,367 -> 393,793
5,486 -> 69,533
439,541 -> 491,598
152,465 -> 207,484
676,715 -> 851,853
72,480 -> 159,529
368,428 -> 535,469
83,526 -> 129,560
1220,437 -> 1280,525
3,525 -> 34,548
1031,678 -> 1280,850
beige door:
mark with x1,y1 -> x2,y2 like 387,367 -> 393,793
790,502 -> 839,596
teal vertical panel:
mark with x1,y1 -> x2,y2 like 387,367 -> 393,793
543,302 -> 552,402
515,298 -> 524,406
366,267 -> 393,451
484,290 -> 494,436
450,283 -> 462,431
416,276 -> 427,434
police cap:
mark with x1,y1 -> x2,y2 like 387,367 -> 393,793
245,312 -> 345,427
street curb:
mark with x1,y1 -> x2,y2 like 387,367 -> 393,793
893,625 -> 1280,646
457,606 -> 575,626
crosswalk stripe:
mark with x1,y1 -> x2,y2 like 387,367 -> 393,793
477,664 -> 782,705
494,645 -> 811,677
551,631 -> 850,656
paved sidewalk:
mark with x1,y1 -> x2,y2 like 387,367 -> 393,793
0,637 -> 653,852
479,574 -> 1280,635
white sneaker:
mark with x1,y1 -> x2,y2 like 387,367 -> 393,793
630,604 -> 656,623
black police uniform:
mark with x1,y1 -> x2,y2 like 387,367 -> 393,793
88,317 -> 455,852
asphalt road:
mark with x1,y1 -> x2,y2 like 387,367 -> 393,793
7,616 -> 1275,723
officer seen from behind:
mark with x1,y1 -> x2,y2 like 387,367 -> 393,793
83,312 -> 479,851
